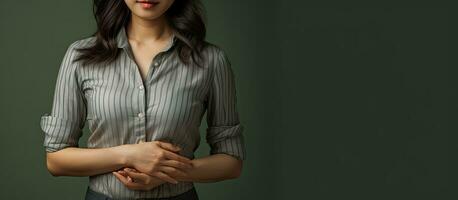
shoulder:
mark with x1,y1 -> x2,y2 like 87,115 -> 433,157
60,36 -> 96,66
58,36 -> 96,72
199,41 -> 237,83
201,42 -> 229,60
200,41 -> 232,70
67,36 -> 97,52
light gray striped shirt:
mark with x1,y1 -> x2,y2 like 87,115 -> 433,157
40,25 -> 246,199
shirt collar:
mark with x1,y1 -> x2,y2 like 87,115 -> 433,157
116,25 -> 177,51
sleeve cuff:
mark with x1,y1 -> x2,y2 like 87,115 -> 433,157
206,124 -> 247,160
40,114 -> 82,152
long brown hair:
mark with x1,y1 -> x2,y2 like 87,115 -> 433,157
74,0 -> 208,67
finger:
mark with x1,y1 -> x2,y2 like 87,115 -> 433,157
159,165 -> 188,178
117,170 -> 128,177
161,159 -> 193,171
123,167 -> 139,172
116,170 -> 134,187
163,150 -> 193,165
113,171 -> 127,183
113,172 -> 133,185
123,168 -> 150,184
157,141 -> 181,152
113,172 -> 145,190
113,171 -> 135,184
119,168 -> 138,181
153,171 -> 179,184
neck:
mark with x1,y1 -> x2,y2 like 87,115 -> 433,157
126,14 -> 173,43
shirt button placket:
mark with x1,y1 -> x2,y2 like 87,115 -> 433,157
137,81 -> 146,142
137,111 -> 146,142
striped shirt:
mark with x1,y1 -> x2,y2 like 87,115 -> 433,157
40,25 -> 246,199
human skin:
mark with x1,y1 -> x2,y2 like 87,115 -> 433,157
46,141 -> 193,181
46,140 -> 243,190
113,151 -> 243,191
45,0 -> 243,191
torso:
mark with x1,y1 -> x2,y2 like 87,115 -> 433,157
41,35 -> 246,198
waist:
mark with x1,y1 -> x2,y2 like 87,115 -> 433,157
88,173 -> 197,199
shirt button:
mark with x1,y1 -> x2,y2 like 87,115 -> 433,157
153,62 -> 159,67
138,112 -> 144,118
138,85 -> 144,90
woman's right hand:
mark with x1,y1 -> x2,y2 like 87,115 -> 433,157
123,140 -> 194,184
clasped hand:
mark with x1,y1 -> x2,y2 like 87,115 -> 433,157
112,140 -> 194,191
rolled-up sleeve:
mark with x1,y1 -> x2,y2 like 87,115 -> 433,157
40,41 -> 86,153
205,48 -> 246,161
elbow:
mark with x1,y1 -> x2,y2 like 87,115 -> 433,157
227,158 -> 243,179
46,152 -> 62,177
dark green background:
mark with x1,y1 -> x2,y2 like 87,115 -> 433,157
1,1 -> 456,199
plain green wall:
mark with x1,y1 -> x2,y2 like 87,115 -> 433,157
0,0 -> 456,199
274,5 -> 455,200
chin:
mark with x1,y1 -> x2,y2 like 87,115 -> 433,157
134,12 -> 163,20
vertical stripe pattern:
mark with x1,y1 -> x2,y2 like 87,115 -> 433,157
40,25 -> 246,199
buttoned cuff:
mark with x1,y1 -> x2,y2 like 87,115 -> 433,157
40,114 -> 82,153
206,124 -> 246,160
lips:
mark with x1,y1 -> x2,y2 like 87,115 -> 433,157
136,0 -> 159,8
136,0 -> 159,4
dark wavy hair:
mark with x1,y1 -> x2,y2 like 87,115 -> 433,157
74,0 -> 208,67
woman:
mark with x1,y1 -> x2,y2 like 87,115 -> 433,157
40,0 -> 247,199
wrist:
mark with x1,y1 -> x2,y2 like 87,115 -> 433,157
179,158 -> 200,182
190,158 -> 201,170
112,144 -> 132,167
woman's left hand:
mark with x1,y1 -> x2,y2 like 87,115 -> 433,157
113,167 -> 165,190
113,167 -> 192,190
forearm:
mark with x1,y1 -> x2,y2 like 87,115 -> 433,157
177,154 -> 243,183
46,145 -> 130,177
